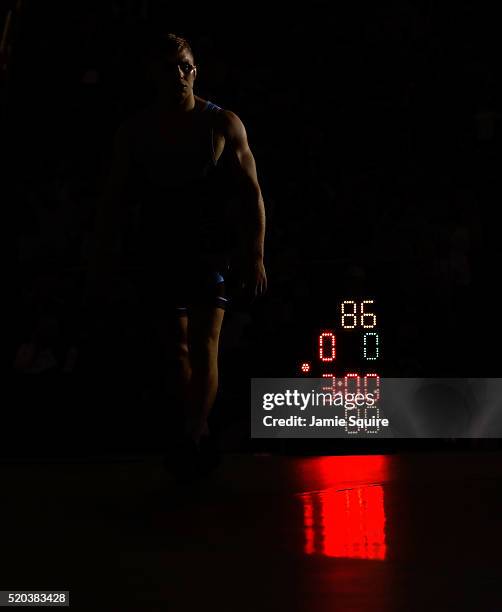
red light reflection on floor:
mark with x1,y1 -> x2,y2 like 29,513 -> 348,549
300,457 -> 387,560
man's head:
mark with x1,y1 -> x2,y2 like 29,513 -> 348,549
146,33 -> 197,103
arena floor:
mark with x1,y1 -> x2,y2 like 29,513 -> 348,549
1,451 -> 501,611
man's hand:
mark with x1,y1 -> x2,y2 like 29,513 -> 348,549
237,256 -> 268,299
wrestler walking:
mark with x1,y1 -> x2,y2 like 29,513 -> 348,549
88,33 -> 267,473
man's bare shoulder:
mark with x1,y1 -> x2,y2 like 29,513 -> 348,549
213,108 -> 247,141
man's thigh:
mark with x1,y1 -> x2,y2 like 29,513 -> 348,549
188,305 -> 225,353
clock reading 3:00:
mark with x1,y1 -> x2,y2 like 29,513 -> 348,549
298,298 -> 381,397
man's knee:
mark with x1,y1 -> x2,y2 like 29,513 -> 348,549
190,337 -> 219,370
173,341 -> 190,367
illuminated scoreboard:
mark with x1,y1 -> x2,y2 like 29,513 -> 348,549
298,298 -> 381,402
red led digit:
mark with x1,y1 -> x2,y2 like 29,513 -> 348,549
322,373 -> 336,394
344,373 -> 361,433
364,373 -> 380,401
364,374 -> 381,433
319,331 -> 336,362
344,372 -> 361,394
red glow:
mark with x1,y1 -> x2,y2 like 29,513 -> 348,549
300,362 -> 311,374
298,456 -> 388,560
302,496 -> 315,555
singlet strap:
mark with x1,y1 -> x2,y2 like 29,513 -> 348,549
205,101 -> 223,164
205,100 -> 222,112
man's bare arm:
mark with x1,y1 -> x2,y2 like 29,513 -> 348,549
220,110 -> 267,296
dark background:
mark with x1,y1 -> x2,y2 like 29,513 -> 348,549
5,1 -> 501,455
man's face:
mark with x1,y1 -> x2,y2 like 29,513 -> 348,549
150,47 -> 197,101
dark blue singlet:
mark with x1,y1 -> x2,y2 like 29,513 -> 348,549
133,100 -> 229,313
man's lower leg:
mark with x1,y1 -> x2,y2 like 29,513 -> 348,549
184,354 -> 218,444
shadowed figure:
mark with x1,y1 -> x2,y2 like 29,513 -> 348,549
86,32 -> 267,476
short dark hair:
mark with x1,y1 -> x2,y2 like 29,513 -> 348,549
146,32 -> 195,62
